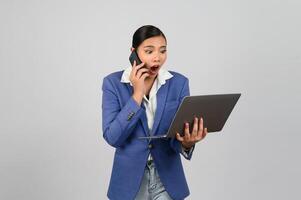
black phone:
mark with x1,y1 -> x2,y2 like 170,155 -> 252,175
129,50 -> 142,66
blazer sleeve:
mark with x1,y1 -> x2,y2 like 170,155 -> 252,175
169,78 -> 195,160
102,77 -> 144,148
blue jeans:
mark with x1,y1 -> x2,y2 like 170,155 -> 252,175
135,160 -> 173,200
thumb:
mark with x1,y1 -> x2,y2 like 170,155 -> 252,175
176,133 -> 184,142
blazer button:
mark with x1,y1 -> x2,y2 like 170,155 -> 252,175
127,111 -> 135,121
148,144 -> 153,149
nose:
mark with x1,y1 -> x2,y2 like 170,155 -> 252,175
153,53 -> 160,63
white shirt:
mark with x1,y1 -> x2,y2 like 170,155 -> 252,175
120,66 -> 192,160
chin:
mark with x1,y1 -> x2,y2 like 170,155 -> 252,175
149,72 -> 158,77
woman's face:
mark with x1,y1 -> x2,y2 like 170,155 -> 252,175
134,36 -> 167,78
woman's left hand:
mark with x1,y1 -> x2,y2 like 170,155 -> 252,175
176,117 -> 208,149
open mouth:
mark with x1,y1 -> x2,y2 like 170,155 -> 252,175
149,65 -> 160,74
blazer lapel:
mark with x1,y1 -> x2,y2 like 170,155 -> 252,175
140,104 -> 150,135
125,83 -> 150,135
151,81 -> 169,135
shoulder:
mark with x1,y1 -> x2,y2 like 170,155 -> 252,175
103,70 -> 123,81
102,70 -> 125,85
101,70 -> 125,90
168,71 -> 189,83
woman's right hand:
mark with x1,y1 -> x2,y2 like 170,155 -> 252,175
130,61 -> 149,106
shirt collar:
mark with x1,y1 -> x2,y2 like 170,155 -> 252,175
120,66 -> 173,86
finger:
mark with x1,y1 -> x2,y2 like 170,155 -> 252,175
197,127 -> 207,141
184,123 -> 191,141
197,117 -> 203,137
199,117 -> 204,132
134,62 -> 145,71
192,117 -> 198,136
130,60 -> 137,75
134,63 -> 145,77
140,72 -> 150,80
136,68 -> 149,78
176,133 -> 184,142
132,60 -> 136,68
132,62 -> 144,74
202,127 -> 208,139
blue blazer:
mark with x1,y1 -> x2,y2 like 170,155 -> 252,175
102,70 -> 194,200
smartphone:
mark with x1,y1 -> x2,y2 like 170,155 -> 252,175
129,50 -> 142,66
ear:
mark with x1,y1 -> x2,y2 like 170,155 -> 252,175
130,47 -> 135,52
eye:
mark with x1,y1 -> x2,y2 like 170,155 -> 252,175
160,49 -> 167,54
145,50 -> 152,54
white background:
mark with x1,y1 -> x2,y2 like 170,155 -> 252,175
1,0 -> 300,199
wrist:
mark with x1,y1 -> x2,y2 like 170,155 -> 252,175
132,92 -> 143,106
182,143 -> 193,150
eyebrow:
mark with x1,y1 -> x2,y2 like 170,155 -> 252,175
143,45 -> 167,49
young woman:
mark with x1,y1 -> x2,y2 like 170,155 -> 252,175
102,25 -> 208,200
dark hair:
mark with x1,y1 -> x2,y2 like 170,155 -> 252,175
132,25 -> 166,49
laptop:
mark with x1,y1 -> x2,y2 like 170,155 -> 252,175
138,93 -> 241,139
